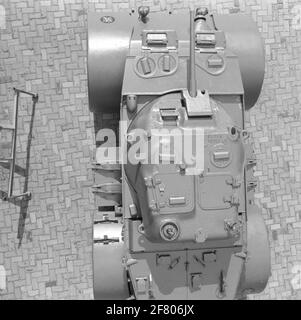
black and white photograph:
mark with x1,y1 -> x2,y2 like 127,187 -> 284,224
0,0 -> 301,307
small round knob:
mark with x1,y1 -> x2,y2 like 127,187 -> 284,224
138,6 -> 150,20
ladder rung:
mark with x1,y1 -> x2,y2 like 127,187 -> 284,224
0,125 -> 15,131
0,158 -> 12,163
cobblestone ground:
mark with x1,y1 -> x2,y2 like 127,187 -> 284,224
0,0 -> 300,299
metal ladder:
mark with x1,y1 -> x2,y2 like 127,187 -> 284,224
0,88 -> 38,201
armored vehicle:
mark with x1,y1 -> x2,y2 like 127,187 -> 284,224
88,7 -> 270,300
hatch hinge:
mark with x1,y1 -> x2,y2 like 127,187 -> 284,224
182,89 -> 213,117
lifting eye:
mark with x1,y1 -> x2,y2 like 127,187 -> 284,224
231,127 -> 236,136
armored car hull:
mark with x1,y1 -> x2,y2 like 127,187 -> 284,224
88,7 -> 270,300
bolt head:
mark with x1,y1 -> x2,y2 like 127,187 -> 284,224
160,222 -> 179,241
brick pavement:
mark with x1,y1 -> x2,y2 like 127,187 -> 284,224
0,0 -> 300,299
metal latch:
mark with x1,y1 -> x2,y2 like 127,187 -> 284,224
160,108 -> 179,121
195,32 -> 216,46
142,30 -> 178,51
146,33 -> 167,45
